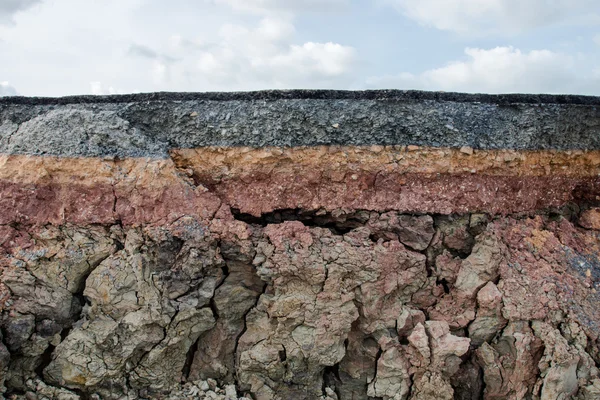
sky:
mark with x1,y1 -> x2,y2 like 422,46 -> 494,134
1,0 -> 600,97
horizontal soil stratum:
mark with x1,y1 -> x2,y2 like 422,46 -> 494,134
1,90 -> 600,400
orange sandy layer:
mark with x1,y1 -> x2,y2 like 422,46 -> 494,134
2,147 -> 600,185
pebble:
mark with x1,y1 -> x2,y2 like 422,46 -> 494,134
207,378 -> 218,390
225,385 -> 237,399
460,146 -> 474,155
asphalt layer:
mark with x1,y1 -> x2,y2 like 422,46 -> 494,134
1,90 -> 599,157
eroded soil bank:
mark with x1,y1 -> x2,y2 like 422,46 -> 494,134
2,91 -> 600,399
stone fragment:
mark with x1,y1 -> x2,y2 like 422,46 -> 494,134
579,208 -> 600,230
477,343 -> 508,399
0,340 -> 9,394
395,215 -> 435,251
532,321 -> 584,400
434,250 -> 462,285
367,345 -> 411,400
425,321 -> 470,375
131,307 -> 216,391
397,306 -> 426,336
469,213 -> 489,236
454,232 -> 505,298
411,372 -> 454,400
4,314 -> 35,352
428,293 -> 476,329
476,322 -> 544,399
436,215 -> 474,254
460,146 -> 474,155
580,379 -> 600,399
468,282 -> 507,346
367,212 -> 435,251
408,323 -> 430,365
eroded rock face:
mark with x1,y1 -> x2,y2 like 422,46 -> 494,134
1,210 -> 600,399
3,92 -> 600,399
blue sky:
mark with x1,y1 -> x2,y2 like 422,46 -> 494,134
1,0 -> 599,96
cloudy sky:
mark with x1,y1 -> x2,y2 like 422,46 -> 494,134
1,0 -> 600,96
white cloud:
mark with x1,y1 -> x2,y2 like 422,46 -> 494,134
261,42 -> 356,79
90,82 -> 121,95
0,81 -> 18,96
594,34 -> 600,46
367,46 -> 600,95
213,0 -> 348,14
0,0 -> 358,95
385,0 -> 599,34
135,17 -> 357,90
4,0 -> 595,96
0,0 -> 42,25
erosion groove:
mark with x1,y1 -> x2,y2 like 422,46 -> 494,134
2,90 -> 600,399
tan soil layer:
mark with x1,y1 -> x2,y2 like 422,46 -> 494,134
1,146 -> 600,225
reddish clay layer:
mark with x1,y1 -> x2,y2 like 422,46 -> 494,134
0,180 -> 221,227
211,172 -> 600,217
0,173 -> 598,227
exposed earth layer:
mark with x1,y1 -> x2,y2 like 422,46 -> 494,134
1,91 -> 600,400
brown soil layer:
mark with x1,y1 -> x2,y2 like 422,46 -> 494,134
1,147 -> 600,226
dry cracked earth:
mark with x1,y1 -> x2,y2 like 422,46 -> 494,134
2,91 -> 600,400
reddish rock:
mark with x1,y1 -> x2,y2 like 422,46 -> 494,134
579,208 -> 600,230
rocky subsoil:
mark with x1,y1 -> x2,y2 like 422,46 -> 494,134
2,206 -> 600,399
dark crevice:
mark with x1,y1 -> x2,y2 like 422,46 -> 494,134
4,388 -> 26,397
70,387 -> 90,400
438,279 -> 451,294
476,364 -> 485,400
208,297 -> 219,320
178,169 -> 218,192
70,260 -> 105,324
112,185 -> 118,215
35,344 -> 55,379
181,337 -> 199,382
231,208 -> 366,235
323,362 -> 342,398
60,326 -> 73,341
208,265 -> 231,321
477,365 -> 487,400
369,345 -> 383,388
492,275 -> 501,286
278,346 -> 287,362
369,234 -> 380,244
114,233 -> 125,251
221,264 -> 230,280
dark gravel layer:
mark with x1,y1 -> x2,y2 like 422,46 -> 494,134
1,90 -> 599,157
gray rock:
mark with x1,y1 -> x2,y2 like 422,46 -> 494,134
2,91 -> 600,158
